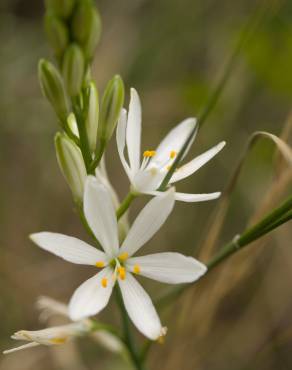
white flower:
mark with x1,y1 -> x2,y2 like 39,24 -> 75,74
30,176 -> 207,340
116,88 -> 226,202
36,296 -> 123,353
3,322 -> 89,354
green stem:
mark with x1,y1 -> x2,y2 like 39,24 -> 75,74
158,1 -> 269,191
156,195 -> 292,308
115,288 -> 146,370
116,192 -> 136,220
72,97 -> 92,174
89,138 -> 106,173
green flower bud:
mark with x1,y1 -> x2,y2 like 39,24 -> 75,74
62,44 -> 85,97
45,0 -> 75,19
38,59 -> 69,125
85,82 -> 99,152
98,75 -> 124,142
67,113 -> 79,138
71,0 -> 102,60
55,132 -> 87,203
44,14 -> 68,58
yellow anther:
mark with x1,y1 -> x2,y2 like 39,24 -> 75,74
95,261 -> 105,268
166,165 -> 171,171
118,266 -> 126,280
50,337 -> 67,344
143,150 -> 156,158
118,252 -> 129,261
170,150 -> 177,159
157,336 -> 165,344
133,264 -> 141,274
101,277 -> 108,288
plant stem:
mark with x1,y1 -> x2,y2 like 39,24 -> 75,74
156,195 -> 292,308
158,1 -> 269,191
72,97 -> 93,174
116,192 -> 136,220
115,288 -> 146,370
89,138 -> 106,173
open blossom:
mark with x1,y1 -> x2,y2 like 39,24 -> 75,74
116,88 -> 226,202
30,176 -> 207,340
3,322 -> 89,354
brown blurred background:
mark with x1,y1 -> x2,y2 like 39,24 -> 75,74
0,0 -> 292,369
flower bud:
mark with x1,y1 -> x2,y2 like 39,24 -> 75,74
55,132 -> 87,203
44,14 -> 68,58
98,75 -> 124,143
67,113 -> 79,138
71,0 -> 102,60
62,44 -> 85,97
38,59 -> 69,125
45,0 -> 75,19
85,82 -> 99,152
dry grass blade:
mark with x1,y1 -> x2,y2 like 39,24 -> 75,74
197,128 -> 292,262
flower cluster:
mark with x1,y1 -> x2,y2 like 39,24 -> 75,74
4,0 -> 225,357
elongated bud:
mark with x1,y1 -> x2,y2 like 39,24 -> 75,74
62,44 -> 85,97
98,75 -> 124,143
38,59 -> 69,125
72,0 -> 102,60
85,82 -> 99,152
45,0 -> 75,19
67,113 -> 79,138
44,14 -> 68,58
55,133 -> 87,203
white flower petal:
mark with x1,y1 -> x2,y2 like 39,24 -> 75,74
126,88 -> 142,174
84,176 -> 119,257
170,141 -> 226,183
132,168 -> 165,193
118,273 -> 162,340
151,118 -> 197,166
120,188 -> 175,256
69,268 -> 114,321
11,323 -> 88,345
174,192 -> 221,202
3,342 -> 40,354
127,252 -> 207,284
116,109 -> 132,179
95,161 -> 130,237
30,232 -> 106,266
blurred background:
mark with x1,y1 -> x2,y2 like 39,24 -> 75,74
0,0 -> 292,369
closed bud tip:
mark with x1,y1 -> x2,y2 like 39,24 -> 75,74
85,81 -> 99,153
44,14 -> 69,58
98,75 -> 124,144
72,0 -> 102,60
62,44 -> 85,97
55,132 -> 87,203
38,59 -> 69,125
45,0 -> 75,19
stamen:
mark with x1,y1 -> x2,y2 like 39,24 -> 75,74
101,277 -> 108,288
118,252 -> 129,262
170,150 -> 177,159
133,264 -> 141,274
50,337 -> 67,344
95,261 -> 105,268
143,150 -> 156,158
118,267 -> 126,280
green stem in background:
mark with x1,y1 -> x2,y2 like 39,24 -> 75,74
115,287 -> 146,370
116,192 -> 137,220
156,195 -> 292,308
158,1 -> 270,191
